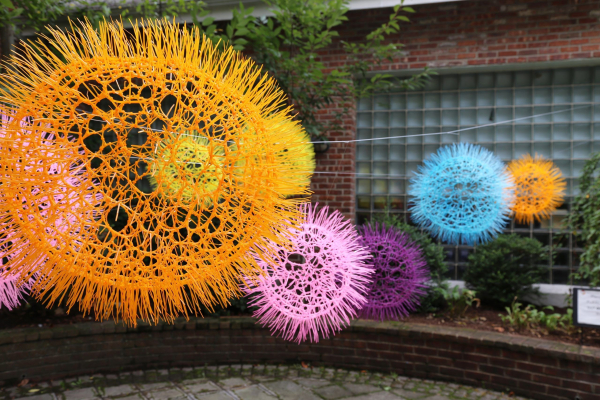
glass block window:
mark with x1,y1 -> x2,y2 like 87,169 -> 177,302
356,66 -> 600,284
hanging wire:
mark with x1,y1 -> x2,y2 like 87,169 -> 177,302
1,105 -> 591,170
310,105 -> 592,144
30,105 -> 591,145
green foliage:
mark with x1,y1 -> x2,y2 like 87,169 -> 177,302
372,211 -> 448,313
67,0 -> 115,29
464,234 -> 549,307
189,0 -> 256,48
134,0 -> 189,19
6,0 -> 429,143
500,298 -> 537,331
416,283 -> 448,314
570,152 -> 600,287
0,0 -> 23,28
499,297 -> 574,333
560,308 -> 574,332
190,0 -> 432,141
2,0 -> 63,32
440,286 -> 479,319
540,307 -> 574,333
3,0 -> 192,37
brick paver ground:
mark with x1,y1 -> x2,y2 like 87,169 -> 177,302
0,365 -> 531,400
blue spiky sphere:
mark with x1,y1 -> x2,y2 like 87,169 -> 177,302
409,143 -> 514,245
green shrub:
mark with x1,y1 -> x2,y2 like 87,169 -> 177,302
500,297 -> 574,333
415,285 -> 447,314
440,286 -> 480,319
463,234 -> 549,307
372,212 -> 448,313
570,152 -> 600,287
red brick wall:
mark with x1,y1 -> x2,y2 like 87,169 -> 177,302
310,103 -> 356,218
1,318 -> 599,400
312,0 -> 600,219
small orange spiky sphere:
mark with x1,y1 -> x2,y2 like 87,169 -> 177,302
507,154 -> 566,224
0,19 -> 313,324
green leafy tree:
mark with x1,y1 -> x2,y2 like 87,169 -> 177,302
0,0 -> 24,28
133,0 -> 190,20
1,0 -> 67,67
0,0 -> 21,67
569,152 -> 600,287
190,0 -> 432,141
5,0 -> 430,142
464,234 -> 550,308
442,286 -> 479,319
0,0 -> 192,66
5,0 -> 110,32
1,0 -> 108,69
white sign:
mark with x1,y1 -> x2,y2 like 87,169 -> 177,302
575,289 -> 600,327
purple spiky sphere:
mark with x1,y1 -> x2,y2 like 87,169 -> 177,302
358,224 -> 429,321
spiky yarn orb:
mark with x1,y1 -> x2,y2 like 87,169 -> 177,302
148,132 -> 225,206
358,224 -> 428,321
0,110 -> 98,309
508,154 -> 566,224
270,119 -> 315,194
0,218 -> 38,310
0,19 -> 312,324
0,271 -> 33,311
409,143 -> 514,245
0,209 -> 35,310
244,204 -> 372,343
235,118 -> 315,197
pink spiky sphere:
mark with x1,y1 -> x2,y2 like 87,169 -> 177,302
244,203 -> 373,343
0,109 -> 101,310
358,224 -> 429,321
0,221 -> 40,310
0,110 -> 37,309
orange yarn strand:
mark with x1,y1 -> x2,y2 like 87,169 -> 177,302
0,19 -> 312,325
507,154 -> 566,224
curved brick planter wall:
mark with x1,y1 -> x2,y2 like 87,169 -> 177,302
0,318 -> 598,400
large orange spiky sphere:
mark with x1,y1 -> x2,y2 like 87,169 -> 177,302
0,19 -> 312,324
507,154 -> 566,224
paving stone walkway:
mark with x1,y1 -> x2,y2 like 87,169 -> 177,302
1,365 -> 530,400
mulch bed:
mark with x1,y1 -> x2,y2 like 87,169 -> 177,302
405,305 -> 600,348
1,302 -> 599,348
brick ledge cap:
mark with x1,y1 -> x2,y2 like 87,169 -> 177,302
0,317 -> 597,363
